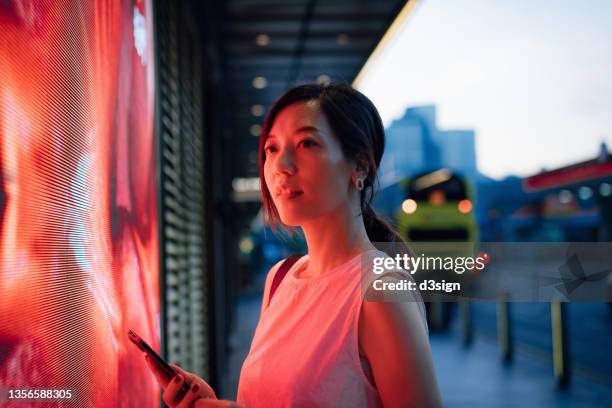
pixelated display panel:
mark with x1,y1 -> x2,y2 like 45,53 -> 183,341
0,0 -> 159,406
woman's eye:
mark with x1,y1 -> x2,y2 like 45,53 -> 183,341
299,139 -> 317,148
264,145 -> 277,154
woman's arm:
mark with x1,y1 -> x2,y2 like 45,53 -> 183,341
359,274 -> 443,407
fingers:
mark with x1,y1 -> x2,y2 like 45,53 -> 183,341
170,364 -> 195,383
145,356 -> 218,407
163,373 -> 190,407
194,399 -> 244,407
176,383 -> 203,408
171,364 -> 217,399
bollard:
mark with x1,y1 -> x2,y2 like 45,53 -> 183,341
496,292 -> 513,362
551,300 -> 571,388
429,298 -> 444,331
459,299 -> 473,346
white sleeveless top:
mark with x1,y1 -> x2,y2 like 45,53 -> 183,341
237,249 -> 427,407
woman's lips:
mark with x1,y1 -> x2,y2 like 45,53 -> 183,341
277,190 -> 303,200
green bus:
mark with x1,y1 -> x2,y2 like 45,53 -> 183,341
395,169 -> 478,331
396,169 -> 478,243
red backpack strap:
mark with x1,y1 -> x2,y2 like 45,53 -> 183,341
268,255 -> 302,305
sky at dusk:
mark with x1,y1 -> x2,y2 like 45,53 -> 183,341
357,0 -> 612,180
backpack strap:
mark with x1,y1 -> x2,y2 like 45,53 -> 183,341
268,255 -> 302,305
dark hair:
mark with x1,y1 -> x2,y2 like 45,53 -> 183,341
258,83 -> 406,247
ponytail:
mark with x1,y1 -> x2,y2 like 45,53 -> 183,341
363,204 -> 415,259
363,204 -> 400,243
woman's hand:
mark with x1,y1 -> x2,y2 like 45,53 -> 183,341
145,355 -> 243,407
145,355 -> 217,406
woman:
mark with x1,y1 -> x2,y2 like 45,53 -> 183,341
146,83 -> 443,407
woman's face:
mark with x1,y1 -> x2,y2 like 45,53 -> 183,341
263,100 -> 357,226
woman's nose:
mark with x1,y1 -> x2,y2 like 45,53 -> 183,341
274,147 -> 296,175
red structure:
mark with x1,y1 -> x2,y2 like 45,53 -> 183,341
524,145 -> 612,192
523,143 -> 612,241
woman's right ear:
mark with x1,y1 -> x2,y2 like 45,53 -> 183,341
352,154 -> 371,184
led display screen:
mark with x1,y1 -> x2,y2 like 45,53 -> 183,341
0,0 -> 159,406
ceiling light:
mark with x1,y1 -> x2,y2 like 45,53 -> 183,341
336,33 -> 349,45
252,76 -> 267,89
255,34 -> 270,46
251,104 -> 265,117
250,124 -> 262,137
239,237 -> 255,254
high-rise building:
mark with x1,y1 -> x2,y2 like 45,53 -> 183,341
436,129 -> 477,179
380,105 -> 478,186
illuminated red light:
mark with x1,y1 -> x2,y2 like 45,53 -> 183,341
474,251 -> 490,273
428,190 -> 445,206
458,199 -> 472,213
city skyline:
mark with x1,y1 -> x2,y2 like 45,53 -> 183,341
380,105 -> 478,187
356,0 -> 612,180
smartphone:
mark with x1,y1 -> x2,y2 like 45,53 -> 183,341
128,330 -> 190,398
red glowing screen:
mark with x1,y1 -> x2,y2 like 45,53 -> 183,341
0,0 -> 160,406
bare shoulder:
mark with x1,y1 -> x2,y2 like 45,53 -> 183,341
360,271 -> 425,333
359,272 -> 443,407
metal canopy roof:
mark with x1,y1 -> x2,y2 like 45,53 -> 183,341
223,0 -> 409,181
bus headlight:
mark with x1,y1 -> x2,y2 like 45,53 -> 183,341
402,199 -> 417,214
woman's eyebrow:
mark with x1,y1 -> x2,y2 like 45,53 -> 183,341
294,125 -> 319,135
267,126 -> 320,140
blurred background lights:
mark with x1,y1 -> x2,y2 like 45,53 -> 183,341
600,182 -> 612,197
252,76 -> 267,89
239,237 -> 255,254
250,104 -> 264,117
255,33 -> 270,46
336,33 -> 349,45
316,74 -> 331,85
428,190 -> 446,206
249,124 -> 262,137
231,177 -> 260,193
401,199 -> 417,214
458,199 -> 473,214
558,189 -> 573,204
578,186 -> 592,200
